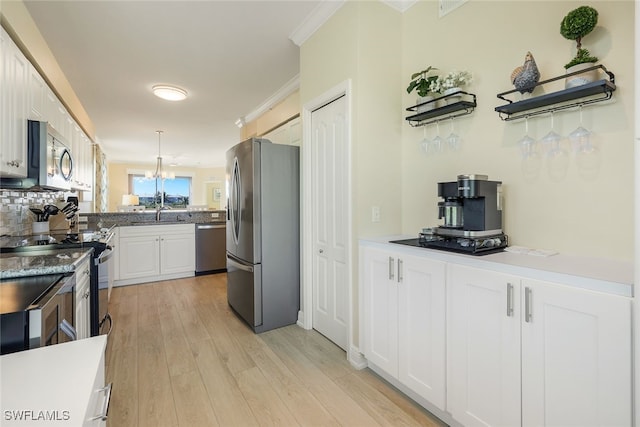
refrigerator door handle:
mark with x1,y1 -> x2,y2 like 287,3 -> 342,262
226,254 -> 254,273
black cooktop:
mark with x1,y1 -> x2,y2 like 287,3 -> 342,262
0,274 -> 64,314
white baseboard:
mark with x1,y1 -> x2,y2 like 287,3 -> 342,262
348,346 -> 368,370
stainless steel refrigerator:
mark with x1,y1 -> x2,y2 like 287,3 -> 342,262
226,138 -> 300,333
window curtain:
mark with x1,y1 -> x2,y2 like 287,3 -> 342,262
94,145 -> 108,212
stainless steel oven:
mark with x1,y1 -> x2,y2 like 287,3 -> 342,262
0,273 -> 75,355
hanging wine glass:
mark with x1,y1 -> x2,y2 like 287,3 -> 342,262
568,104 -> 592,153
518,116 -> 537,159
419,126 -> 431,155
430,121 -> 443,154
446,118 -> 461,151
540,112 -> 563,154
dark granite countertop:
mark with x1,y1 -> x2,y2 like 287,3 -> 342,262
0,248 -> 94,279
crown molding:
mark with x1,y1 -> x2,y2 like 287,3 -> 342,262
289,0 -> 346,47
244,74 -> 300,123
380,0 -> 419,13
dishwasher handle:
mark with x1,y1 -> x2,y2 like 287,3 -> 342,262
196,224 -> 226,230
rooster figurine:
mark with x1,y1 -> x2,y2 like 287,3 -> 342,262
511,51 -> 540,94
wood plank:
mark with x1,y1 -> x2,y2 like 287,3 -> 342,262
170,370 -> 219,427
106,343 -> 138,427
247,338 -> 340,426
137,322 -> 178,427
189,339 -> 259,427
163,332 -> 198,378
260,329 -> 381,426
234,366 -> 299,426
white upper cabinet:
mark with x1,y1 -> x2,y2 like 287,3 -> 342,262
28,65 -> 46,121
262,116 -> 301,146
1,26 -> 28,177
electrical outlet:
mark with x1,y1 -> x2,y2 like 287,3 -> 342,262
372,206 -> 381,223
211,212 -> 219,218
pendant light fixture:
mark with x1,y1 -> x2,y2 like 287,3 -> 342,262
145,130 -> 175,180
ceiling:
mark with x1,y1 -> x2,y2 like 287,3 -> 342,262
22,0 -> 325,169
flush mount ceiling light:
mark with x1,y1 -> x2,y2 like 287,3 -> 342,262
152,84 -> 187,101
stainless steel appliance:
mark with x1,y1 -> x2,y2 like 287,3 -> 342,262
0,273 -> 75,355
195,223 -> 226,274
0,227 -> 115,336
226,138 -> 300,333
393,174 -> 507,255
0,120 -> 73,191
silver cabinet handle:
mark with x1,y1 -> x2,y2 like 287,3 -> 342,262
90,383 -> 112,421
397,259 -> 403,283
388,257 -> 394,281
525,287 -> 533,323
506,283 -> 514,317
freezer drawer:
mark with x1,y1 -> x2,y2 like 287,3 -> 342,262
226,254 -> 262,328
196,223 -> 227,273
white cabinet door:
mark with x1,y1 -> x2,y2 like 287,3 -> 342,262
521,279 -> 632,427
447,264 -> 521,427
75,259 -> 91,340
0,27 -> 28,177
160,232 -> 195,275
118,235 -> 160,280
362,246 -> 399,377
398,254 -> 446,410
28,65 -> 46,120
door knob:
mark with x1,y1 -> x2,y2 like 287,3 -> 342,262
319,249 -> 324,254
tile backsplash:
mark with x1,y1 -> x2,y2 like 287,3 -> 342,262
0,190 -> 66,236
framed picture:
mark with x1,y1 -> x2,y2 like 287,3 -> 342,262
213,188 -> 221,201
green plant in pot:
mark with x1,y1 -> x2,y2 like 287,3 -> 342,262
560,5 -> 599,88
407,66 -> 439,112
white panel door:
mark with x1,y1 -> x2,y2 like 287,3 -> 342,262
362,246 -> 398,376
311,95 -> 348,350
447,264 -> 521,427
521,279 -> 632,427
398,254 -> 446,410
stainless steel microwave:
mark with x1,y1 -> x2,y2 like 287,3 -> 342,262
0,120 -> 73,191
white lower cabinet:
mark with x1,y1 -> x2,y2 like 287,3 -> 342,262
362,246 -> 446,409
520,278 -> 632,427
447,264 -> 522,426
117,224 -> 195,285
75,258 -> 92,340
447,264 -> 632,427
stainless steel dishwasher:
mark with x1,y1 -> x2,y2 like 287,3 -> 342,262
195,223 -> 227,274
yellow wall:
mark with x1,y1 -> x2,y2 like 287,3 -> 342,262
107,162 -> 226,211
300,0 -> 635,349
241,90 -> 301,139
400,0 -> 634,261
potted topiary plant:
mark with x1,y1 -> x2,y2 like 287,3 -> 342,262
406,66 -> 439,112
560,5 -> 599,88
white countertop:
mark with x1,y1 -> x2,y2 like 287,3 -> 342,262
361,235 -> 634,297
0,335 -> 107,426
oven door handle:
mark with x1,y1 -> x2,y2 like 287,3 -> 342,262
59,319 -> 77,341
95,246 -> 114,265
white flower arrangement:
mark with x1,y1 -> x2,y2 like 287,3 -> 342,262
435,70 -> 473,92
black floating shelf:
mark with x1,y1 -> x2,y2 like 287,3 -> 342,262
406,91 -> 477,127
495,65 -> 616,121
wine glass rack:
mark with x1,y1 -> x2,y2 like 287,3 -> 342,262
495,64 -> 615,121
405,91 -> 477,127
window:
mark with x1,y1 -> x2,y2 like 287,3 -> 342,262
129,174 -> 191,209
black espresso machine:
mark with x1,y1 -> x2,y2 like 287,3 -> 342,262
420,174 -> 508,255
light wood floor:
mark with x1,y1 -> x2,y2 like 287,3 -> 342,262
105,274 -> 445,427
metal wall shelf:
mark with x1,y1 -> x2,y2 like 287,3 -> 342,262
495,65 -> 615,121
406,91 -> 476,127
